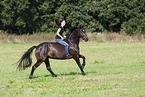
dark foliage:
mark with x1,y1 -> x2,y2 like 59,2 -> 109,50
0,0 -> 145,35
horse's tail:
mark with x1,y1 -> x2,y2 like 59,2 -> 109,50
17,46 -> 37,71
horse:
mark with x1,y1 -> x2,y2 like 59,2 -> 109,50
17,27 -> 89,79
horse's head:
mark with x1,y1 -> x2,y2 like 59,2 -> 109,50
65,27 -> 88,43
79,27 -> 88,42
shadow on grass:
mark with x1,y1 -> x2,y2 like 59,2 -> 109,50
31,75 -> 51,79
48,71 -> 97,77
59,72 -> 82,76
58,71 -> 97,76
31,71 -> 97,79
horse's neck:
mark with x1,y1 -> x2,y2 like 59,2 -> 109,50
67,31 -> 80,46
68,37 -> 80,52
68,39 -> 80,46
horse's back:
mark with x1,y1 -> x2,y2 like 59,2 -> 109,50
35,42 -> 66,59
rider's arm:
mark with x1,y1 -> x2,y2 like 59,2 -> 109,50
56,28 -> 64,40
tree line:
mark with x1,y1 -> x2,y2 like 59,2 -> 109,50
0,0 -> 145,35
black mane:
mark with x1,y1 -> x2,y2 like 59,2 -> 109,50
65,27 -> 79,42
69,27 -> 78,32
66,27 -> 78,35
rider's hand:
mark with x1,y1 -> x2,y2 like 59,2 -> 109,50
64,35 -> 66,38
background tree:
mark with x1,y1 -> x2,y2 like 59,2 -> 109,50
0,0 -> 145,34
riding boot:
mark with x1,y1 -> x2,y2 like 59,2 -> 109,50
67,55 -> 72,59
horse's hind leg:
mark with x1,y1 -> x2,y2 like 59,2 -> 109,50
44,57 -> 57,77
29,60 -> 43,79
79,54 -> 86,68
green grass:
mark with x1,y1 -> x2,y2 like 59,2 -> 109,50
0,42 -> 145,97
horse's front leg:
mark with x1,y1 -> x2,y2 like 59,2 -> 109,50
73,55 -> 86,75
79,54 -> 86,69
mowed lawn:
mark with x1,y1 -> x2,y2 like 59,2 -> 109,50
0,42 -> 145,97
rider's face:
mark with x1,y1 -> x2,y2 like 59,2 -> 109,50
61,20 -> 66,27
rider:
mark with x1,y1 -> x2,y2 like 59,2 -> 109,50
55,20 -> 72,58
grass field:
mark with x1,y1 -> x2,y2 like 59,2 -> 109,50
0,42 -> 145,97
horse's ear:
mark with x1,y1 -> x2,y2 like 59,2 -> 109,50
54,19 -> 60,26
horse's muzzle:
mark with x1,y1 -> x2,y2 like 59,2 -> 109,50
84,37 -> 88,42
81,34 -> 89,42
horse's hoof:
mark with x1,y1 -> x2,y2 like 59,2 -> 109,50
52,74 -> 57,77
29,76 -> 33,79
82,72 -> 86,75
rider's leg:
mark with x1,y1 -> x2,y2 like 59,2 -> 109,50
55,39 -> 70,56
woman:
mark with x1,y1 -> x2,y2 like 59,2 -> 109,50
55,20 -> 71,58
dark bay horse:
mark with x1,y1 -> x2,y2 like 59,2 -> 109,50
17,27 -> 88,79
